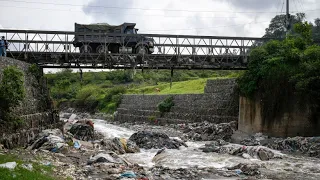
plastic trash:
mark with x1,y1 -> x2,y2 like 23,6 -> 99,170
235,169 -> 242,175
42,161 -> 51,166
68,114 -> 77,123
21,164 -> 33,171
74,141 -> 81,149
0,162 -> 17,169
119,171 -> 137,178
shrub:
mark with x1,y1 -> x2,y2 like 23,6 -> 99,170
158,96 -> 174,116
28,64 -> 42,81
99,86 -> 126,113
0,66 -> 25,126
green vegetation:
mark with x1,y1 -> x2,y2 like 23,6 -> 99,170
238,21 -> 320,122
0,154 -> 55,180
28,64 -> 42,82
158,96 -> 174,116
263,13 -> 320,42
0,66 -> 25,126
46,70 -> 238,113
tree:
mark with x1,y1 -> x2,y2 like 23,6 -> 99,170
263,13 -> 306,39
312,18 -> 320,42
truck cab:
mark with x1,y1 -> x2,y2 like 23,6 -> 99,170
73,22 -> 154,54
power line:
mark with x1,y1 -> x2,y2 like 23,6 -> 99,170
293,0 -> 300,12
276,0 -> 283,14
0,5 -> 240,19
0,0 -> 303,14
141,21 -> 270,32
297,0 -> 305,12
281,0 -> 285,14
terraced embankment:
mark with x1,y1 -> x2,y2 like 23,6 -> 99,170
115,79 -> 239,124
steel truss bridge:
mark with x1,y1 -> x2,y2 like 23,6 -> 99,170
0,29 -> 271,70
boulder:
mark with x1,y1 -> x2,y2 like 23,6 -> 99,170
129,131 -> 187,149
240,133 -> 268,146
201,141 -> 284,161
183,121 -> 236,142
228,163 -> 261,176
69,123 -> 94,141
101,137 -> 140,154
199,139 -> 228,153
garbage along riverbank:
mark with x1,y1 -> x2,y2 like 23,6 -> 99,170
1,112 -> 320,180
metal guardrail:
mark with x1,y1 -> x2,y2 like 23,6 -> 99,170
0,29 -> 270,69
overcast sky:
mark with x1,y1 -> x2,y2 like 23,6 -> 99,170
0,0 -> 319,38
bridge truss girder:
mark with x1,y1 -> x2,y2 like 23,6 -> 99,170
0,29 -> 270,69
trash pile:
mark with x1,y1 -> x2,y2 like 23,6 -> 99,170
200,140 -> 284,161
266,136 -> 320,158
129,131 -> 187,149
86,151 -> 149,180
27,129 -> 68,153
240,133 -> 269,146
227,163 -> 261,176
68,121 -> 95,141
182,121 -> 237,142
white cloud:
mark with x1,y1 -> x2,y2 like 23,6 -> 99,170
0,0 -> 319,37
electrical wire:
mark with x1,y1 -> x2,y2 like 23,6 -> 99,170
141,21 -> 270,32
0,5 -> 240,19
293,0 -> 300,13
0,0 -> 301,14
281,0 -> 285,14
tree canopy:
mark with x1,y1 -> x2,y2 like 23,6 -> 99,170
263,13 -> 320,42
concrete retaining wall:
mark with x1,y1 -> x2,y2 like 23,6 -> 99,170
115,78 -> 239,124
0,57 -> 61,148
238,96 -> 320,137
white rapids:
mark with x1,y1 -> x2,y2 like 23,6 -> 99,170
92,119 -> 320,176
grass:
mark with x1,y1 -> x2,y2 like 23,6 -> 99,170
0,154 -> 55,180
126,77 -> 233,95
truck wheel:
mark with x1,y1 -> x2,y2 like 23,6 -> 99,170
80,45 -> 92,53
96,45 -> 108,53
136,46 -> 148,55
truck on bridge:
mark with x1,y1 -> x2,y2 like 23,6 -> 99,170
73,23 -> 155,54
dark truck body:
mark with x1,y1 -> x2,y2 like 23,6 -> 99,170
73,23 -> 154,54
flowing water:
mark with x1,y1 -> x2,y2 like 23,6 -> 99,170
92,119 -> 320,178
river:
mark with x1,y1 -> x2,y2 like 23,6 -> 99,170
92,119 -> 320,179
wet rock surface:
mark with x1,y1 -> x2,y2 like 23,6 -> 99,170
266,136 -> 320,157
201,141 -> 284,161
182,121 -> 237,141
100,137 -> 140,154
129,131 -> 187,149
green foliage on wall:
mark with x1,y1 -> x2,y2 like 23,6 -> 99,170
158,96 -> 174,116
238,22 -> 320,122
0,66 -> 25,126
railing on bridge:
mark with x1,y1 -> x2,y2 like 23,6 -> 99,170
0,29 -> 270,69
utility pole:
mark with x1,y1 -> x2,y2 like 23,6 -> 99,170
286,0 -> 291,36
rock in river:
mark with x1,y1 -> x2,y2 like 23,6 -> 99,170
129,131 -> 187,149
69,123 -> 94,141
101,137 -> 140,154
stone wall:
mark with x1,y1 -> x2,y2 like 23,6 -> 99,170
115,78 -> 239,125
0,57 -> 61,148
238,96 -> 320,137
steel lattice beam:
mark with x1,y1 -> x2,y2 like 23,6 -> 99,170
0,29 -> 273,69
